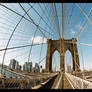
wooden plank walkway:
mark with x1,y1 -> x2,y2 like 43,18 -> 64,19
53,73 -> 78,89
58,73 -> 73,89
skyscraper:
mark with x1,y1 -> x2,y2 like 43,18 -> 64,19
28,62 -> 32,72
34,63 -> 40,72
9,59 -> 16,70
23,62 -> 32,72
15,61 -> 19,70
9,59 -> 19,70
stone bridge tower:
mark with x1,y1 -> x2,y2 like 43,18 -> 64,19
45,38 -> 80,72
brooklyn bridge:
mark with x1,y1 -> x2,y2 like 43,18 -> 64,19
0,3 -> 92,89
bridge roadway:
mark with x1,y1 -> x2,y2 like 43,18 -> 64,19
0,66 -> 79,89
39,72 -> 78,89
52,72 -> 79,89
0,72 -> 59,89
56,73 -> 78,89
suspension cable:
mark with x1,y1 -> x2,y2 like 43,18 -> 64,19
0,43 -> 45,52
68,3 -> 75,25
23,3 -> 49,63
38,33 -> 45,65
53,3 -> 61,39
38,56 -> 46,64
76,8 -> 92,39
61,3 -> 64,39
1,6 -> 32,76
19,3 -> 47,38
0,3 -> 52,36
75,3 -> 92,25
28,3 -> 55,34
73,3 -> 87,25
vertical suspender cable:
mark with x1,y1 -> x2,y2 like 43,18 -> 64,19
53,3 -> 61,39
61,3 -> 64,39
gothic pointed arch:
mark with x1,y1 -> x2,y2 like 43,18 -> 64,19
45,38 -> 80,72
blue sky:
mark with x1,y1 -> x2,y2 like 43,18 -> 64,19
0,3 -> 92,71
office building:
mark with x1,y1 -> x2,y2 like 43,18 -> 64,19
34,63 -> 40,72
9,59 -> 20,70
23,62 -> 32,72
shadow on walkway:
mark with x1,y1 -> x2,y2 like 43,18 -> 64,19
39,75 -> 57,89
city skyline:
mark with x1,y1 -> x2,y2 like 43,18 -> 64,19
0,3 -> 92,89
0,3 -> 92,71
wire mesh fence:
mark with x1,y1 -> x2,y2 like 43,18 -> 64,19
0,3 -> 92,89
65,72 -> 92,89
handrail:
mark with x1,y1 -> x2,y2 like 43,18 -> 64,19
65,72 -> 92,89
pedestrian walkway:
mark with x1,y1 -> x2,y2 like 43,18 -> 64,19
58,73 -> 72,89
54,73 -> 78,89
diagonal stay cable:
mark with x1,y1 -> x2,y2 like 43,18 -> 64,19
1,6 -> 34,75
68,4 -> 87,38
75,8 -> 92,39
26,7 -> 48,63
44,3 -> 58,34
27,21 -> 48,64
18,5 -> 53,65
0,45 -> 29,56
19,3 -> 47,38
40,3 -> 53,30
36,3 -> 56,36
38,32 -> 46,65
67,3 -> 75,25
19,3 -> 48,63
75,3 -> 92,25
0,43 -> 46,52
38,3 -> 56,35
37,3 -> 59,64
38,4 -> 55,65
0,25 -> 33,36
0,3 -> 53,36
27,20 -> 45,63
27,29 -> 37,63
38,56 -> 46,64
38,4 -> 57,65
73,3 -> 87,25
13,48 -> 30,59
41,4 -> 56,38
28,3 -> 55,34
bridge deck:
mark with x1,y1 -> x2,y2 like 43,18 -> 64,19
0,72 -> 58,89
52,73 -> 78,89
59,74 -> 73,89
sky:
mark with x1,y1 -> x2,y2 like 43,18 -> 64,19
0,3 -> 92,71
55,3 -> 92,71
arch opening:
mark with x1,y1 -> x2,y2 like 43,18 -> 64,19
52,50 -> 60,72
65,50 -> 73,73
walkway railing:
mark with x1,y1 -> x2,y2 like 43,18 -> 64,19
0,67 -> 27,78
65,72 -> 92,89
0,66 -> 58,89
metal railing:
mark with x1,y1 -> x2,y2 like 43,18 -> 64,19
0,67 -> 58,89
65,72 -> 92,89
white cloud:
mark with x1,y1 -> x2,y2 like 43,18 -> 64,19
29,36 -> 47,44
71,30 -> 76,34
70,29 -> 76,35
